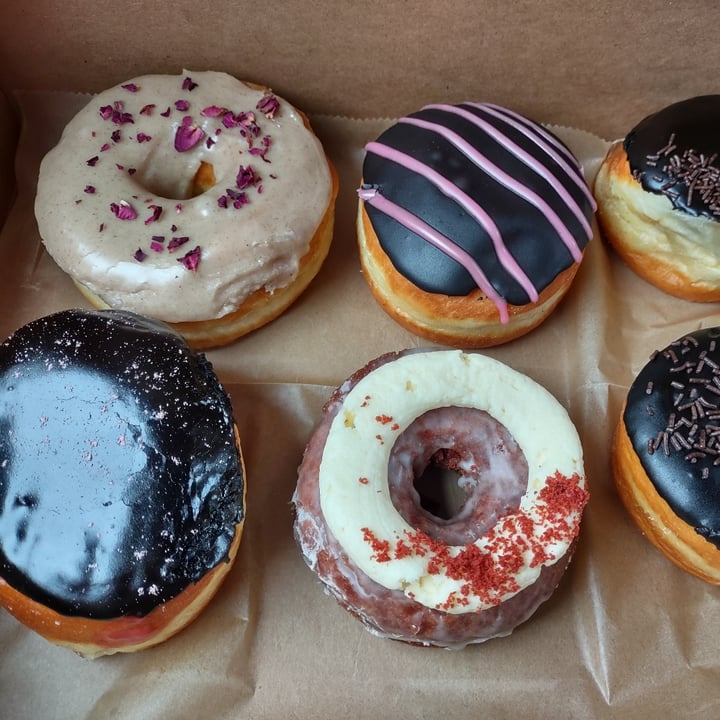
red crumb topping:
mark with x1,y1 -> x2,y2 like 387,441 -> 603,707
375,414 -> 394,425
362,528 -> 392,563
360,472 -> 588,610
375,434 -> 384,445
360,395 -> 371,408
358,476 -> 369,485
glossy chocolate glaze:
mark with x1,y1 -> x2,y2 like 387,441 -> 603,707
0,309 -> 244,618
361,103 -> 595,306
624,327 -> 720,547
624,95 -> 720,221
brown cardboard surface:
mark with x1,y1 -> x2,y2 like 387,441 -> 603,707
0,89 -> 18,228
1,86 -> 720,719
1,1 -> 720,140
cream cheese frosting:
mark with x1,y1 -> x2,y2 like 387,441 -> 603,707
34,71 -> 333,323
317,350 -> 586,614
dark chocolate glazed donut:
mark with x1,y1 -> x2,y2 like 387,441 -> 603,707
623,327 -> 720,546
623,95 -> 720,221
0,309 -> 244,619
360,102 -> 595,306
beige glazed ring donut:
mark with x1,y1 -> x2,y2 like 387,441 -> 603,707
34,70 -> 337,348
293,349 -> 588,647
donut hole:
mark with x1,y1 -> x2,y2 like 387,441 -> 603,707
414,455 -> 469,520
388,407 -> 529,546
133,160 -> 217,200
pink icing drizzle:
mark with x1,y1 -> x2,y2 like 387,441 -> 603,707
358,187 -> 509,323
398,115 -> 584,263
470,103 -> 598,213
365,140 -> 538,303
424,103 -> 595,237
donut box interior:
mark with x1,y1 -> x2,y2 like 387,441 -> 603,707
1,2 -> 719,718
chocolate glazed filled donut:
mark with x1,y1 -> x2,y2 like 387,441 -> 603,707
293,349 -> 588,647
357,103 -> 596,347
0,309 -> 246,657
613,327 -> 720,582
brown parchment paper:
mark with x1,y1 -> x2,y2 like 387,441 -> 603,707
1,92 -> 720,720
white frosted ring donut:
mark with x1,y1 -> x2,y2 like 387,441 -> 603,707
318,349 -> 587,613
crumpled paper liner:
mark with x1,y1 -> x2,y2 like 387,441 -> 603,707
1,92 -> 719,719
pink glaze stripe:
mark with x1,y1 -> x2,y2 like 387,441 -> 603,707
399,115 -> 584,263
358,187 -> 510,323
365,140 -> 539,302
482,102 -> 578,165
470,102 -> 598,212
424,103 -> 594,238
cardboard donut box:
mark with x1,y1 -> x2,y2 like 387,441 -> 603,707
1,2 -> 719,718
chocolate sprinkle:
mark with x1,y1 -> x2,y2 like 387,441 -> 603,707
624,95 -> 720,222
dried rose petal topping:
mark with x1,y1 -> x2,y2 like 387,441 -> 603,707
100,143 -> 112,152
134,248 -> 147,262
175,203 -> 183,213
236,164 -> 261,190
206,137 -> 216,149
174,116 -> 206,152
137,132 -> 152,143
182,77 -> 198,91
102,101 -> 134,125
174,99 -> 190,112
111,129 -> 121,143
122,83 -> 140,92
128,168 -> 137,175
256,93 -> 280,119
221,112 -> 239,129
140,104 -> 156,115
110,200 -> 138,220
87,156 -> 99,166
178,246 -> 201,270
217,195 -> 228,209
160,107 -> 172,117
144,205 -> 163,224
167,236 -> 190,252
150,237 -> 165,252
249,135 -> 272,162
201,105 -> 226,118
84,185 -> 96,194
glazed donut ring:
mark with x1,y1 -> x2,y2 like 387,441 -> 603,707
293,349 -> 588,646
594,95 -> 720,302
34,70 -> 337,348
613,327 -> 720,583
